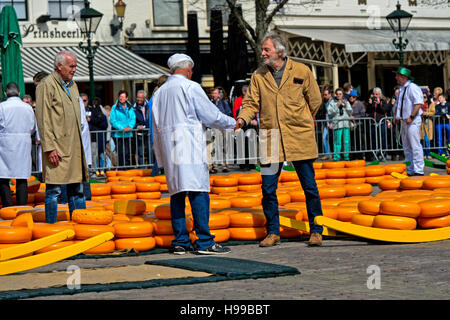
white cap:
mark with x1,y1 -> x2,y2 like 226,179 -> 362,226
167,53 -> 194,69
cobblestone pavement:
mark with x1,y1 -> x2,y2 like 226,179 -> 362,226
23,161 -> 450,300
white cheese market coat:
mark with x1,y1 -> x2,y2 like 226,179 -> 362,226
152,74 -> 236,195
0,97 -> 36,179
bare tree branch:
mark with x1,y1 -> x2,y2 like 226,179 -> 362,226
265,0 -> 290,25
225,0 -> 258,52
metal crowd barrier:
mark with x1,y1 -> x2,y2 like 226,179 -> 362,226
30,115 -> 450,176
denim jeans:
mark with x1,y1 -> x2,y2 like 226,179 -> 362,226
137,134 -> 150,166
422,134 -> 431,157
170,191 -> 215,250
435,123 -> 450,155
261,160 -> 323,235
45,183 -> 86,223
60,182 -> 91,203
322,125 -> 331,156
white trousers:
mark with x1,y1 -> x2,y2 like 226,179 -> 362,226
401,119 -> 424,175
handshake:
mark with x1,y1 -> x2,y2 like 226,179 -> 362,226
234,118 -> 244,133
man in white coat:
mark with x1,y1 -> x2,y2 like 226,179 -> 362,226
393,67 -> 424,176
152,53 -> 236,255
0,82 -> 36,207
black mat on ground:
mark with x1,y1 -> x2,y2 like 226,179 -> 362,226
146,257 -> 300,279
0,257 -> 299,300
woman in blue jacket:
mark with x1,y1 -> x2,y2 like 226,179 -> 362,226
110,90 -> 136,167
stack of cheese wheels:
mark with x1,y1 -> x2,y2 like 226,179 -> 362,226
152,203 -> 193,248
228,209 -> 267,241
71,209 -> 115,254
113,220 -> 155,252
134,177 -> 161,200
16,207 -> 70,222
109,182 -> 137,200
90,183 -> 112,201
236,173 -> 262,191
211,176 -> 239,194
447,160 -> 450,175
418,198 -> 450,228
0,212 -> 34,256
154,176 -> 168,192
190,212 -> 231,243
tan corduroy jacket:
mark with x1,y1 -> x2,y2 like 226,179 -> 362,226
238,58 -> 322,164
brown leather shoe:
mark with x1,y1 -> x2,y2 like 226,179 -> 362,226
308,233 -> 323,246
259,234 -> 281,247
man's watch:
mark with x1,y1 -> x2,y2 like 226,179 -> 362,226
409,114 -> 416,120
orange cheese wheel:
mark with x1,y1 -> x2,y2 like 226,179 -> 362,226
422,178 -> 450,190
17,208 -> 70,223
107,176 -> 121,182
73,224 -> 115,240
135,182 -> 161,192
133,176 -> 156,183
237,184 -> 261,192
322,161 -> 346,169
230,196 -> 261,208
302,206 -> 338,221
91,195 -> 112,201
116,170 -> 137,177
0,221 -> 12,226
279,171 -> 299,182
365,176 -> 385,184
351,214 -> 375,227
112,214 -> 130,222
114,237 -> 156,252
318,186 -> 346,199
384,164 -> 407,174
346,178 -> 367,184
211,186 -> 239,194
418,199 -> 450,218
378,179 -> 401,190
113,199 -> 147,215
34,191 -> 46,203
72,209 -> 114,225
213,177 -> 238,187
325,169 -> 347,179
153,218 -> 193,235
228,227 -> 267,240
395,195 -> 432,203
358,199 -> 382,215
80,240 -> 115,254
118,176 -> 135,182
364,165 -> 386,177
208,213 -> 230,229
154,234 -> 176,247
11,212 -> 34,229
210,228 -> 231,243
238,175 -> 261,185
288,191 -> 306,202
109,183 -> 136,194
400,177 -> 425,190
159,184 -> 168,192
136,191 -> 161,199
105,170 -> 117,177
111,193 -> 138,200
210,198 -> 232,209
0,205 -> 34,220
379,201 -> 421,218
113,221 -> 154,238
213,209 -> 241,215
32,222 -> 75,240
153,176 -> 167,184
279,226 -> 303,239
344,183 -> 373,197
325,178 -> 346,185
345,160 -> 365,168
433,188 -> 450,194
35,240 -> 77,254
275,193 -> 291,206
372,215 -> 417,230
313,162 -> 323,169
418,215 -> 450,228
154,204 -> 172,220
229,212 -> 266,227
90,184 -> 111,196
336,206 -> 360,222
314,170 -> 327,180
0,226 -> 32,243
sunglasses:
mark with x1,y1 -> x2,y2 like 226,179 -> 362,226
82,99 -> 87,102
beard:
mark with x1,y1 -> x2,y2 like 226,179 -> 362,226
262,55 -> 278,67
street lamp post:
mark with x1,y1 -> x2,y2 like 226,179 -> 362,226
76,0 -> 103,102
386,1 -> 413,68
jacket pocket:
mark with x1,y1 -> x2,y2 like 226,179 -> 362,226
54,134 -> 72,157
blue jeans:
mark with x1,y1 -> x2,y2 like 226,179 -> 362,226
137,134 -> 150,166
422,134 -> 431,157
261,160 -> 323,235
45,183 -> 86,223
170,191 -> 215,250
435,123 -> 450,155
322,125 -> 331,156
60,182 -> 91,203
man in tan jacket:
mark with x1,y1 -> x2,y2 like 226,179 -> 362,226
36,51 -> 88,223
236,31 -> 324,246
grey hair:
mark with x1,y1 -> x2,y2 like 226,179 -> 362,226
170,59 -> 194,73
373,87 -> 385,99
137,89 -> 147,97
5,82 -> 20,97
262,31 -> 287,58
54,50 -> 76,70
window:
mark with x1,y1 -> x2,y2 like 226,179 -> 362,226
206,0 -> 229,26
0,0 -> 27,20
152,0 -> 184,27
48,0 -> 84,20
